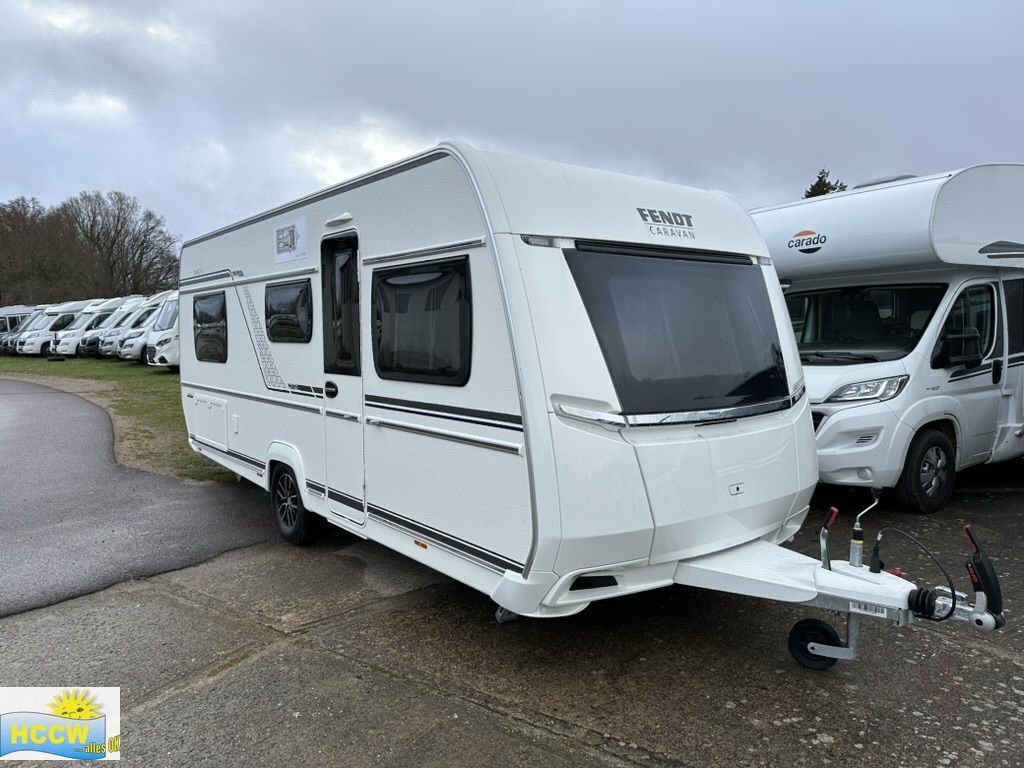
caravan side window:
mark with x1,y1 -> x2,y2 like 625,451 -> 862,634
371,257 -> 472,386
943,285 -> 996,359
266,279 -> 312,343
194,291 -> 227,363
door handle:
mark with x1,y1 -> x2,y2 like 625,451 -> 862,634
992,359 -> 1003,385
324,381 -> 338,398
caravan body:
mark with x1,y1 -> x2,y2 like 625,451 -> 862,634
180,142 -> 816,618
752,164 -> 1024,512
0,305 -> 35,335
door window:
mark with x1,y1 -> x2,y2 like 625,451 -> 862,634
322,238 -> 360,375
1004,279 -> 1024,355
943,285 -> 996,359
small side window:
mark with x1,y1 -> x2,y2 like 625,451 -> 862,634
266,279 -> 312,343
372,257 -> 472,386
194,291 -> 227,363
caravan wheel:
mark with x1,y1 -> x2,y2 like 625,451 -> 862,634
271,465 -> 316,545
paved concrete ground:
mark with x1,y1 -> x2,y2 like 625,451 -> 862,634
0,379 -> 272,616
1,380 -> 1023,766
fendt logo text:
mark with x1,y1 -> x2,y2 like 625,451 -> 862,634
788,229 -> 827,254
637,208 -> 696,240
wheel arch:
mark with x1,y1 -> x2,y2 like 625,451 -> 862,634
265,441 -> 309,497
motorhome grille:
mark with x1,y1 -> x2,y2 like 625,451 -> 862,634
811,411 -> 826,432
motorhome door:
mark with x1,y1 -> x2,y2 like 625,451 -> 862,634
320,235 -> 366,524
991,276 -> 1024,462
937,282 -> 1003,463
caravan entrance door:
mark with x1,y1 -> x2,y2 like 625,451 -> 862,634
321,235 -> 366,524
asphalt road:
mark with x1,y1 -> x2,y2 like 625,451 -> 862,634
0,378 -> 273,616
1,378 -> 1023,766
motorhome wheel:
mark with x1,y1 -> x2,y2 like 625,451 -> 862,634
270,465 -> 317,545
787,618 -> 841,670
895,429 -> 955,514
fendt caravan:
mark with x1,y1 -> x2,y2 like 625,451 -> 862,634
753,165 -> 1024,514
181,144 -> 1003,668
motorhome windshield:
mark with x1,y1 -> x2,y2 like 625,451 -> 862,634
66,312 -> 93,331
154,299 -> 178,331
21,312 -> 49,331
785,284 -> 946,364
566,247 -> 789,414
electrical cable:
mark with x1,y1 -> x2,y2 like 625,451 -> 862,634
870,527 -> 956,622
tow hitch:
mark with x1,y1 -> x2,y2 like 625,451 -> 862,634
788,488 -> 1006,670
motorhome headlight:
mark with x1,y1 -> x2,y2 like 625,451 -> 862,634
122,331 -> 142,341
826,375 -> 909,403
156,337 -> 171,348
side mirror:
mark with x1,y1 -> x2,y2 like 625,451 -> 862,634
932,327 -> 983,369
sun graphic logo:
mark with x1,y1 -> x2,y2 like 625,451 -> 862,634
0,686 -> 120,760
48,689 -> 101,720
787,229 -> 828,254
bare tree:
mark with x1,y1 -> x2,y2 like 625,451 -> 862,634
61,191 -> 179,296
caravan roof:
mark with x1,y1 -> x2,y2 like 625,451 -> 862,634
46,299 -> 93,315
751,164 -> 1024,279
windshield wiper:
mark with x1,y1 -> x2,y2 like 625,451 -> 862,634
800,351 -> 881,363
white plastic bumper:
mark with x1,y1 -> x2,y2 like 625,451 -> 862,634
812,401 -> 911,488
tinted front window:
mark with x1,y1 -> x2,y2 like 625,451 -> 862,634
372,257 -> 471,385
66,312 -> 92,331
1005,279 -> 1024,355
322,240 -> 360,375
266,281 -> 311,343
566,248 -> 788,414
786,284 -> 946,364
193,292 -> 227,363
154,300 -> 179,332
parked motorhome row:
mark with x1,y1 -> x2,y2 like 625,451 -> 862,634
178,142 -> 1005,670
0,290 -> 180,368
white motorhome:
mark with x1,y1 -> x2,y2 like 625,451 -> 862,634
0,305 -> 35,336
54,297 -> 122,356
99,292 -> 170,358
752,164 -> 1024,513
180,144 -> 1003,667
16,299 -> 91,355
145,290 -> 179,369
80,296 -> 144,357
2,306 -> 48,355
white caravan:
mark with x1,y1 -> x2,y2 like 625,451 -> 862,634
752,164 -> 1024,513
145,291 -> 179,369
180,143 -> 1003,667
16,300 -> 91,355
54,297 -> 122,356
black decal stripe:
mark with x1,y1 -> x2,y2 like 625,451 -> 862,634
366,403 -> 523,432
305,480 -> 326,494
367,503 -> 525,574
327,488 -> 364,512
189,434 -> 265,470
950,364 -> 994,382
365,395 -> 522,428
182,381 -> 321,414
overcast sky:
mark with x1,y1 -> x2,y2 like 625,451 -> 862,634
2,1 -> 1022,242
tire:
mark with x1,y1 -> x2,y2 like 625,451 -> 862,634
788,618 -> 841,670
270,464 -> 318,544
895,428 -> 955,514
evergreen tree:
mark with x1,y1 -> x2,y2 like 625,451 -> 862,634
803,168 -> 848,198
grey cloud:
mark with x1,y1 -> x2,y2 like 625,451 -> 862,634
1,0 -> 1022,242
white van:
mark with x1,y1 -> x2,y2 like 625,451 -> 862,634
99,292 -> 170,358
145,291 -> 179,369
79,296 -> 144,357
752,164 -> 1024,513
16,300 -> 92,356
180,143 -> 1003,665
54,297 -> 124,356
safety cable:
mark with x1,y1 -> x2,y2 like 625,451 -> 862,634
870,527 -> 957,622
